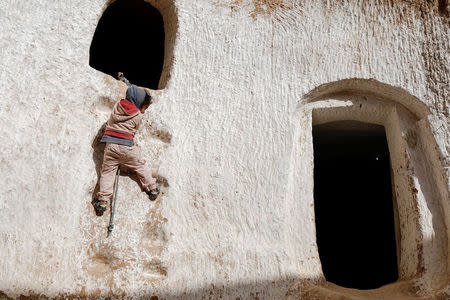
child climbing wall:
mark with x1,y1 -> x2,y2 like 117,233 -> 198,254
93,75 -> 160,216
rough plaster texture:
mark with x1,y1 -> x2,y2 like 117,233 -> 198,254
0,0 -> 448,299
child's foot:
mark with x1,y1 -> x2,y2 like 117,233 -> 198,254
146,187 -> 160,201
93,199 -> 108,216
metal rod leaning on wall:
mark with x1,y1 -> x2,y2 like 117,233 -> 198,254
107,167 -> 120,237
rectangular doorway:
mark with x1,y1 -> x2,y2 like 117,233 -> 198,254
313,120 -> 398,290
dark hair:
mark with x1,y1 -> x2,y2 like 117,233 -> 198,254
143,93 -> 152,107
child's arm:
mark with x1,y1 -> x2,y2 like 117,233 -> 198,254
118,72 -> 132,87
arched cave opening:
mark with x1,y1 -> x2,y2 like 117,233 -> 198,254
313,121 -> 398,290
89,0 -> 165,89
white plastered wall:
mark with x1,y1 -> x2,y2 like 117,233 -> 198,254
0,0 -> 448,299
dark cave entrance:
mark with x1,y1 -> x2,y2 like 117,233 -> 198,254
313,120 -> 398,290
89,0 -> 165,89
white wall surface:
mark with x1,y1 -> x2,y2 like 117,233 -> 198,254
0,0 -> 448,298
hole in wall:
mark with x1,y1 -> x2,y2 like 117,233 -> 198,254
89,0 -> 165,89
313,120 -> 398,290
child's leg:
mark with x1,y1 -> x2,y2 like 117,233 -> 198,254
122,146 -> 157,192
97,143 -> 120,202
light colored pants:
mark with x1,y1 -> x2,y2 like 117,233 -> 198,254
97,143 -> 156,201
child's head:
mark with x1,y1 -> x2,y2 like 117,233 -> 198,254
125,85 -> 152,113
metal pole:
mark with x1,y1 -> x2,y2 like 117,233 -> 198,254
107,167 -> 120,237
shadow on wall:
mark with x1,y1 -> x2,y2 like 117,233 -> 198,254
0,277 -> 318,299
2,276 -> 449,299
153,277 -> 303,300
91,122 -> 106,211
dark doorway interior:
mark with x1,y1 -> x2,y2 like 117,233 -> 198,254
313,120 -> 398,290
89,0 -> 165,89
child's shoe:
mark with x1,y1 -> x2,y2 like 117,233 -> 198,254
93,199 -> 108,216
146,187 -> 160,201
